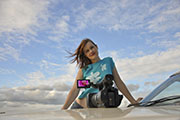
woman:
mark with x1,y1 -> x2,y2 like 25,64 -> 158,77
62,38 -> 141,109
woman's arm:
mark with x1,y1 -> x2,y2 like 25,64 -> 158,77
61,69 -> 83,110
112,66 -> 137,104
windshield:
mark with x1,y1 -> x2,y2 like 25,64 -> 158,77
134,75 -> 180,107
152,80 -> 180,101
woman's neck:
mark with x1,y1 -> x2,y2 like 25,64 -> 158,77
91,57 -> 101,63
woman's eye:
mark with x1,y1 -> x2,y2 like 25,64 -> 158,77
86,50 -> 89,53
90,46 -> 94,49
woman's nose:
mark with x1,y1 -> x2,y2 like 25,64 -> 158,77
89,49 -> 93,53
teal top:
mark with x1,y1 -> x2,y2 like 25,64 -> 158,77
78,57 -> 115,99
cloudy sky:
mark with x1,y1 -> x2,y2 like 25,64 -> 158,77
0,0 -> 180,109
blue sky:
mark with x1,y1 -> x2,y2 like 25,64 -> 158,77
0,0 -> 180,108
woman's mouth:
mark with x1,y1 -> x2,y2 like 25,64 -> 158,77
90,52 -> 95,56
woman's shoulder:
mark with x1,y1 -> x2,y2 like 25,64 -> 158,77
102,57 -> 115,65
103,57 -> 113,61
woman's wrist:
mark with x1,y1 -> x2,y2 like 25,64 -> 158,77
61,105 -> 68,110
130,100 -> 138,104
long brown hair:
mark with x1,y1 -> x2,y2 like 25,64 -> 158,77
69,38 -> 97,68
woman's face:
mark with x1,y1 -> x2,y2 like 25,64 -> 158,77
83,41 -> 99,61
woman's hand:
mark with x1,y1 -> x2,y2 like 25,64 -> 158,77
127,97 -> 143,107
136,97 -> 143,103
61,106 -> 66,110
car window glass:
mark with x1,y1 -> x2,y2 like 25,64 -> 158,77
152,81 -> 180,101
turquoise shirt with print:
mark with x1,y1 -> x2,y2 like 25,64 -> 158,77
78,57 -> 115,99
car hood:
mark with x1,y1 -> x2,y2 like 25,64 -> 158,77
0,105 -> 180,120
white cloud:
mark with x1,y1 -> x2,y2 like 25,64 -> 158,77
71,0 -> 180,33
1,0 -> 179,62
149,39 -> 180,48
0,77 -> 71,107
0,87 -> 67,108
144,81 -> 162,87
56,16 -> 70,34
113,45 -> 180,81
0,0 -> 51,62
18,85 -> 53,91
53,83 -> 71,91
0,0 -> 50,34
25,62 -> 76,86
48,15 -> 71,43
40,60 -> 62,71
175,32 -> 180,38
127,84 -> 139,92
7,62 -> 76,107
0,44 -> 26,62
147,1 -> 180,32
26,71 -> 46,85
0,68 -> 15,75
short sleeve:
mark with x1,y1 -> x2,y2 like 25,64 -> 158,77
109,57 -> 115,70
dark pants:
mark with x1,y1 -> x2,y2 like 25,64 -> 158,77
71,101 -> 83,109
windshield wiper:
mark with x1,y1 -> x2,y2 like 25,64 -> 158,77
0,112 -> 5,114
128,95 -> 180,107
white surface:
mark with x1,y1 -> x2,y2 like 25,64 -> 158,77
0,106 -> 180,120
